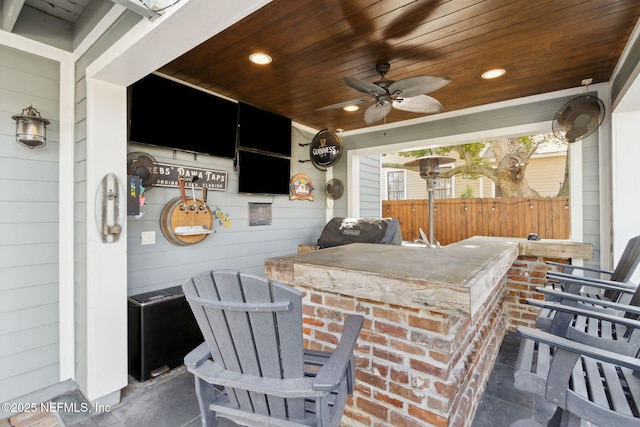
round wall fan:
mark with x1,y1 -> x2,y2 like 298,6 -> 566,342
318,62 -> 450,125
552,95 -> 605,143
127,152 -> 159,189
325,178 -> 344,200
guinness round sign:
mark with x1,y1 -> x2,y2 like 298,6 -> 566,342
310,129 -> 343,170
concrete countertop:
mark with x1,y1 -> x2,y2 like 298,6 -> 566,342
266,236 -> 593,317
266,237 -> 520,316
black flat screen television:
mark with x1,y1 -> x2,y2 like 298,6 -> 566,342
128,74 -> 237,158
237,149 -> 290,195
237,102 -> 291,157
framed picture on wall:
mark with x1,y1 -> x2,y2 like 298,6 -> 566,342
249,202 -> 272,226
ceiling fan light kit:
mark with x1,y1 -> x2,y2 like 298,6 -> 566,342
320,62 -> 450,125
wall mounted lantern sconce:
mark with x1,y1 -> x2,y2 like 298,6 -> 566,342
11,106 -> 50,149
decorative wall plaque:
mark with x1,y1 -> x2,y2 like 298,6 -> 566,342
309,129 -> 343,170
289,173 -> 314,201
154,162 -> 227,191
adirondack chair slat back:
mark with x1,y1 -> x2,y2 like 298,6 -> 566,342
612,235 -> 640,282
183,270 -> 305,419
602,235 -> 640,301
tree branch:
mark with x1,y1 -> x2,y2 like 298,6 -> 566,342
526,139 -> 542,161
439,164 -> 499,183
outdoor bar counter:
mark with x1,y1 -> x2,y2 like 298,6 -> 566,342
265,236 -> 592,427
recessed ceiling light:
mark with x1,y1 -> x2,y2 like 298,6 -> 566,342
481,68 -> 506,79
343,105 -> 359,112
249,53 -> 272,65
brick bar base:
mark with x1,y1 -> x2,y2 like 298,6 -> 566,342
504,256 -> 569,331
271,238 -> 591,426
299,275 -> 507,427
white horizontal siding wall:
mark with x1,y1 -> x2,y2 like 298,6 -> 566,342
127,126 -> 327,296
0,45 -> 60,403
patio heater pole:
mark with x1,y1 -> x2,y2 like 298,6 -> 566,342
428,182 -> 435,246
404,155 -> 455,248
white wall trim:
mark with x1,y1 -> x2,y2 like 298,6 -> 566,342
611,109 -> 640,282
72,4 -> 127,61
80,0 -> 271,403
568,141 -> 583,244
0,29 -> 69,61
611,17 -> 640,113
325,166 -> 334,223
85,78 -> 129,402
348,122 -> 551,157
58,58 -> 75,382
597,84 -> 612,269
347,150 -> 360,217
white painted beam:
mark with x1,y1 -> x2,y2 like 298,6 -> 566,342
1,0 -> 26,32
109,0 -> 157,20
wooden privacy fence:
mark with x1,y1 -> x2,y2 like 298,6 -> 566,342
382,197 -> 570,246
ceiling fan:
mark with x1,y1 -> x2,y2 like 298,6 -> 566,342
319,62 -> 450,125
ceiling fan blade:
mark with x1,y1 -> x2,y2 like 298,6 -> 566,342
344,77 -> 387,97
388,76 -> 451,97
316,98 -> 371,111
392,95 -> 443,113
364,102 -> 392,125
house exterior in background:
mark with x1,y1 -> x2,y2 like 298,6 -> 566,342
381,143 -> 567,200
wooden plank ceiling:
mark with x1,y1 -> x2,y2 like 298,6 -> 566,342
159,0 -> 640,133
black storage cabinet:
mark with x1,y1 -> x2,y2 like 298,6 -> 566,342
128,285 -> 203,381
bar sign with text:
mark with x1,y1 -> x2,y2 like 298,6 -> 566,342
154,162 -> 227,191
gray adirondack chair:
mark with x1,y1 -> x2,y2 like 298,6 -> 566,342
182,270 -> 364,427
535,234 -> 640,330
511,326 -> 640,427
529,286 -> 640,355
514,289 -> 640,426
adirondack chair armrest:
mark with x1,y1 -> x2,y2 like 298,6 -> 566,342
184,342 -> 211,369
526,298 -> 640,329
189,359 -> 328,399
545,272 -> 637,292
313,314 -> 364,392
517,326 -> 640,371
536,288 -> 640,316
545,261 -> 613,276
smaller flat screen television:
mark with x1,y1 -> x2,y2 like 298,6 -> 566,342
237,102 -> 292,157
237,149 -> 290,195
129,74 -> 237,158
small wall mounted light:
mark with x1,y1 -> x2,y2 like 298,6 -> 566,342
11,106 -> 50,149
